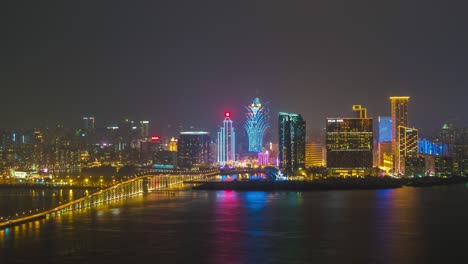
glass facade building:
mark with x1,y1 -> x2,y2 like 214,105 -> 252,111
278,112 -> 306,175
177,132 -> 210,169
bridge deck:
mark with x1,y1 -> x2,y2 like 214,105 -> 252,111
0,170 -> 221,229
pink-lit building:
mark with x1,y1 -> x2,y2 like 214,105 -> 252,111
258,150 -> 270,166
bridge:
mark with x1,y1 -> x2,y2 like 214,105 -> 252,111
0,169 -> 219,229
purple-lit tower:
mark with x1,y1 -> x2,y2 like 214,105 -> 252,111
245,98 -> 269,153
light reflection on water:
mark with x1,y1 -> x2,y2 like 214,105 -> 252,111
0,188 -> 94,218
1,185 -> 468,263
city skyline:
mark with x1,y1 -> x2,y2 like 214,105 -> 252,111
2,2 -> 468,262
1,1 -> 467,135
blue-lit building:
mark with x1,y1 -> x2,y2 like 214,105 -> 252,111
418,138 -> 449,156
244,98 -> 269,153
378,116 -> 392,143
217,112 -> 236,165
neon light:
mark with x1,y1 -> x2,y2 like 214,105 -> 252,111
218,113 -> 236,165
245,98 -> 269,152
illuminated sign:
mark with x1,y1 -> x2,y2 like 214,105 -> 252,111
13,171 -> 28,178
151,136 -> 160,142
327,119 -> 344,123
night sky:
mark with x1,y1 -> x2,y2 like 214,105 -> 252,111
1,0 -> 467,137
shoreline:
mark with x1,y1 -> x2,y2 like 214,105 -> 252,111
192,176 -> 468,191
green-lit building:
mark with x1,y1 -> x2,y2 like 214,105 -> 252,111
278,112 -> 306,176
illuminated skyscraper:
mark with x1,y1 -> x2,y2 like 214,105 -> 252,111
326,106 -> 373,176
390,96 -> 410,173
177,131 -> 210,169
390,97 -> 410,139
217,112 -> 236,165
278,112 -> 306,175
245,98 -> 269,153
397,126 -> 418,175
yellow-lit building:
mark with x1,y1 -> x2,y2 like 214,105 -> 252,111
390,96 -> 410,141
390,96 -> 410,173
305,142 -> 324,167
326,106 -> 373,176
169,137 -> 178,152
397,126 -> 418,175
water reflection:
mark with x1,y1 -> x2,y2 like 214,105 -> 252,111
0,188 -> 94,219
244,192 -> 268,211
1,186 -> 468,263
212,191 -> 244,264
372,188 -> 422,263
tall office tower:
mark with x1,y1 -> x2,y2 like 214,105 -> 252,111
177,131 -> 210,169
397,126 -> 418,175
140,121 -> 149,138
390,96 -> 410,173
390,97 -> 410,139
305,142 -> 324,167
83,117 -> 95,130
245,98 -> 269,153
326,106 -> 373,176
278,112 -> 306,175
217,112 -> 236,165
